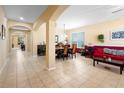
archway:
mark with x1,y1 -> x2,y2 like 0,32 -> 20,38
33,5 -> 69,70
9,25 -> 32,53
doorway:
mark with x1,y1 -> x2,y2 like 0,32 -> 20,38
11,35 -> 26,51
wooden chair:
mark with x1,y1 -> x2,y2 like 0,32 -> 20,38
70,44 -> 77,58
62,45 -> 68,60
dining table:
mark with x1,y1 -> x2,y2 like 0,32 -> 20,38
55,47 -> 73,51
55,47 -> 73,58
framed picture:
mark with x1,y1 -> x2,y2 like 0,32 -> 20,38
1,24 -> 6,40
110,30 -> 124,40
55,35 -> 59,43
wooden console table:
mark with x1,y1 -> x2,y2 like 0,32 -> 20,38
37,45 -> 46,56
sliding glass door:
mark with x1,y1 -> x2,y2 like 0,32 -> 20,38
71,32 -> 84,48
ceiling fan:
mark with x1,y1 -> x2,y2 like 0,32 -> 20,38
112,8 -> 124,14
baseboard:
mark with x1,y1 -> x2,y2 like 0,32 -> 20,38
46,66 -> 56,71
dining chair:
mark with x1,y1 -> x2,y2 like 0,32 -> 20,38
62,45 -> 68,60
71,44 -> 77,58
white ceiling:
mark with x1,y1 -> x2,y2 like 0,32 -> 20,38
57,5 -> 124,30
3,5 -> 48,23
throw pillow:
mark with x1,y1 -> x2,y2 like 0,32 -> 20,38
111,49 -> 117,55
116,50 -> 124,56
104,48 -> 112,54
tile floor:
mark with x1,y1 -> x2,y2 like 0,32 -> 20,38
0,49 -> 124,88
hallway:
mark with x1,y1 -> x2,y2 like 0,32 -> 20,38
0,50 -> 124,88
0,49 -> 46,88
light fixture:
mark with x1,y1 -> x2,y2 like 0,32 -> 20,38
20,17 -> 24,20
65,34 -> 67,38
64,24 -> 66,35
64,24 -> 67,37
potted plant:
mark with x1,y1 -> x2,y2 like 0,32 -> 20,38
98,34 -> 104,42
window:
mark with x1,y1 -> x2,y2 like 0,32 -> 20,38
71,32 -> 84,48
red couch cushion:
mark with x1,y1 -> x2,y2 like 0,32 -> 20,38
93,48 -> 104,58
94,52 -> 103,58
95,48 -> 103,54
111,56 -> 124,61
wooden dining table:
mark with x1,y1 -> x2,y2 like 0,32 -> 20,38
55,47 -> 73,52
55,47 -> 73,58
55,47 -> 64,50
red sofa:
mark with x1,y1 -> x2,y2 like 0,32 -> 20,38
93,46 -> 124,61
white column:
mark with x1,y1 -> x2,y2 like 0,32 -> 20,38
46,20 -> 56,70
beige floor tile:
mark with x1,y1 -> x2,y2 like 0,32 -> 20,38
17,81 -> 31,88
59,82 -> 74,88
44,82 -> 59,88
80,80 -> 100,88
99,78 -> 119,88
0,49 -> 123,88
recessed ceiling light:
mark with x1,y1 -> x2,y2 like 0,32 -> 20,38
20,17 -> 24,20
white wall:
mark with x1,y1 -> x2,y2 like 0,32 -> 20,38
37,23 -> 46,44
0,6 -> 9,70
32,22 -> 67,55
55,26 -> 65,43
33,22 -> 66,45
67,18 -> 124,47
